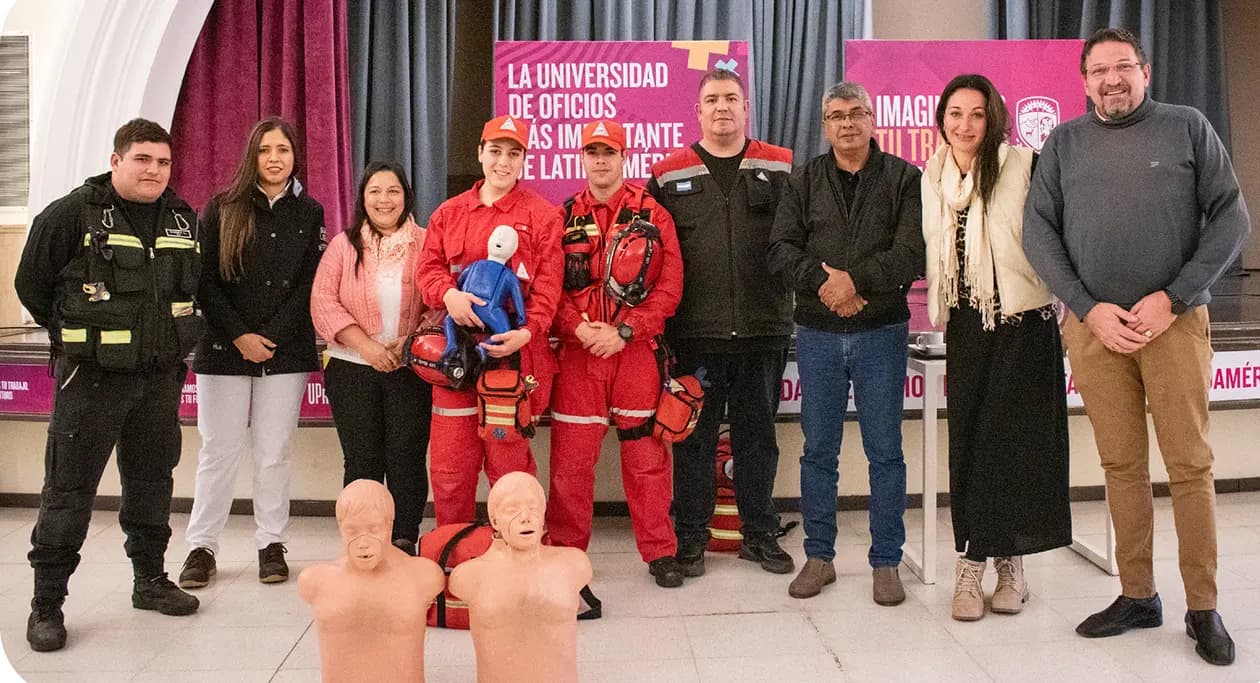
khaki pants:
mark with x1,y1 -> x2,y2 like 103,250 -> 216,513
1062,306 -> 1217,610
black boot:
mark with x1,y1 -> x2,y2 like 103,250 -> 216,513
648,556 -> 685,588
675,537 -> 707,578
1075,594 -> 1162,637
1186,610 -> 1235,665
133,573 -> 200,616
738,534 -> 795,575
26,598 -> 67,652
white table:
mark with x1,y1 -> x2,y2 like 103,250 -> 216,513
904,353 -> 1118,582
903,354 -> 945,585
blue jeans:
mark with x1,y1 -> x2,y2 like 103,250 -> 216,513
795,322 -> 907,567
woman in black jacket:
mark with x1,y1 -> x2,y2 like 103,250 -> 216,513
178,117 -> 326,589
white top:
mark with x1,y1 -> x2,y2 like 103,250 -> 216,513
325,260 -> 405,366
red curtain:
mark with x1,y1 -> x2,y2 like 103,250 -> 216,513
170,0 -> 354,236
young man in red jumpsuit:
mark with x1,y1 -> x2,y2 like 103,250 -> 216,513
419,115 -> 564,525
546,120 -> 686,587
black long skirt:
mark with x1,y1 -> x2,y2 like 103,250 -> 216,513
945,301 -> 1072,557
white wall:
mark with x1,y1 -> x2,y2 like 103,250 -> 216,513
3,0 -> 212,217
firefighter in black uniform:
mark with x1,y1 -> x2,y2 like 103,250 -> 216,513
15,119 -> 207,652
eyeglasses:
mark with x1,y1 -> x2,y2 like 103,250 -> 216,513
1085,61 -> 1142,80
824,109 -> 871,124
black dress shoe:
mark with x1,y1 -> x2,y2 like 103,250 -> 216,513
1076,594 -> 1162,638
1186,610 -> 1235,665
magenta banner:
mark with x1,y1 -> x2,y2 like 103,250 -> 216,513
494,40 -> 752,204
844,40 -> 1086,167
0,364 -> 331,421
0,364 -> 54,415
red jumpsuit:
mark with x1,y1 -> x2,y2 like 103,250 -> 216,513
546,182 -> 684,563
419,181 -> 563,525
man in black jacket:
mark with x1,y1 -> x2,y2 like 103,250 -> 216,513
769,82 -> 924,605
15,119 -> 204,652
648,68 -> 795,579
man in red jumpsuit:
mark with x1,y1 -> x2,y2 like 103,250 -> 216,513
419,115 -> 564,525
546,120 -> 686,587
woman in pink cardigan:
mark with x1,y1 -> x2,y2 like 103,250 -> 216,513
311,161 -> 430,554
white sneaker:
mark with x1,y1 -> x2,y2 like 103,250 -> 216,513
952,557 -> 986,621
991,556 -> 1030,614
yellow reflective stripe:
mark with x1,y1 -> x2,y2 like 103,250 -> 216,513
582,224 -> 600,237
444,599 -> 468,609
713,504 -> 740,515
484,404 -> 517,415
154,237 -> 196,250
484,415 -> 516,426
82,233 -> 145,249
550,411 -> 609,425
708,528 -> 743,540
432,406 -> 478,417
100,330 -> 132,344
171,301 -> 194,317
62,328 -> 87,343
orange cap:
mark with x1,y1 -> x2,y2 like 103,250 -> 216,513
481,115 -> 530,150
580,119 -> 626,152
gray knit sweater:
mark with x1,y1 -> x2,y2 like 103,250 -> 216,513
1022,97 -> 1250,318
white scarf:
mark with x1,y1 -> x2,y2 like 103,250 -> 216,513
935,143 -> 1007,330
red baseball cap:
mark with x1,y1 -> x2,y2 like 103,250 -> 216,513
581,119 -> 626,152
481,115 -> 530,150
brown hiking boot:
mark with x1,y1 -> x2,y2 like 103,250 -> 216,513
177,547 -> 216,589
991,556 -> 1029,614
789,558 -> 836,599
872,566 -> 905,606
952,557 -> 986,621
258,543 -> 289,584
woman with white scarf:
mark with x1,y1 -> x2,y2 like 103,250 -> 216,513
922,74 -> 1071,622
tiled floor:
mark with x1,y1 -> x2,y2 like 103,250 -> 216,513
2,494 -> 1260,682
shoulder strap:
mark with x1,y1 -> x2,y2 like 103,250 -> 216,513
434,522 -> 486,628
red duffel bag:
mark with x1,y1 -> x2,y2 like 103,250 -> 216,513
419,522 -> 494,629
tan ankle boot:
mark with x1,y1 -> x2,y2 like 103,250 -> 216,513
789,558 -> 836,599
991,556 -> 1029,614
952,557 -> 985,621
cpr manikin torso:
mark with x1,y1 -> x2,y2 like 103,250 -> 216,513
449,472 -> 592,683
298,479 -> 445,682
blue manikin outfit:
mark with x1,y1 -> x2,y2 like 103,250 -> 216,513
444,258 -> 527,362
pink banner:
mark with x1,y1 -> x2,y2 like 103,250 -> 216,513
494,40 -> 752,204
5,350 -> 1260,419
844,40 -> 1087,166
0,364 -> 331,421
0,365 -> 54,415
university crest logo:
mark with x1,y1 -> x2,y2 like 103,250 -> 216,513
1016,97 -> 1059,151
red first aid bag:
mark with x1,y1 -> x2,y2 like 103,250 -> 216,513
419,522 -> 494,629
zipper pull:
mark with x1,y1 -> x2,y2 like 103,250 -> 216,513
149,247 -> 156,260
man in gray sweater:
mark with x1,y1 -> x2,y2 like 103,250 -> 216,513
1023,28 -> 1250,667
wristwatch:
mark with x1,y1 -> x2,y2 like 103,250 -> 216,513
1163,289 -> 1189,315
616,323 -> 634,342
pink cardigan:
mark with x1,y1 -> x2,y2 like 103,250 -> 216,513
311,221 -> 428,343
